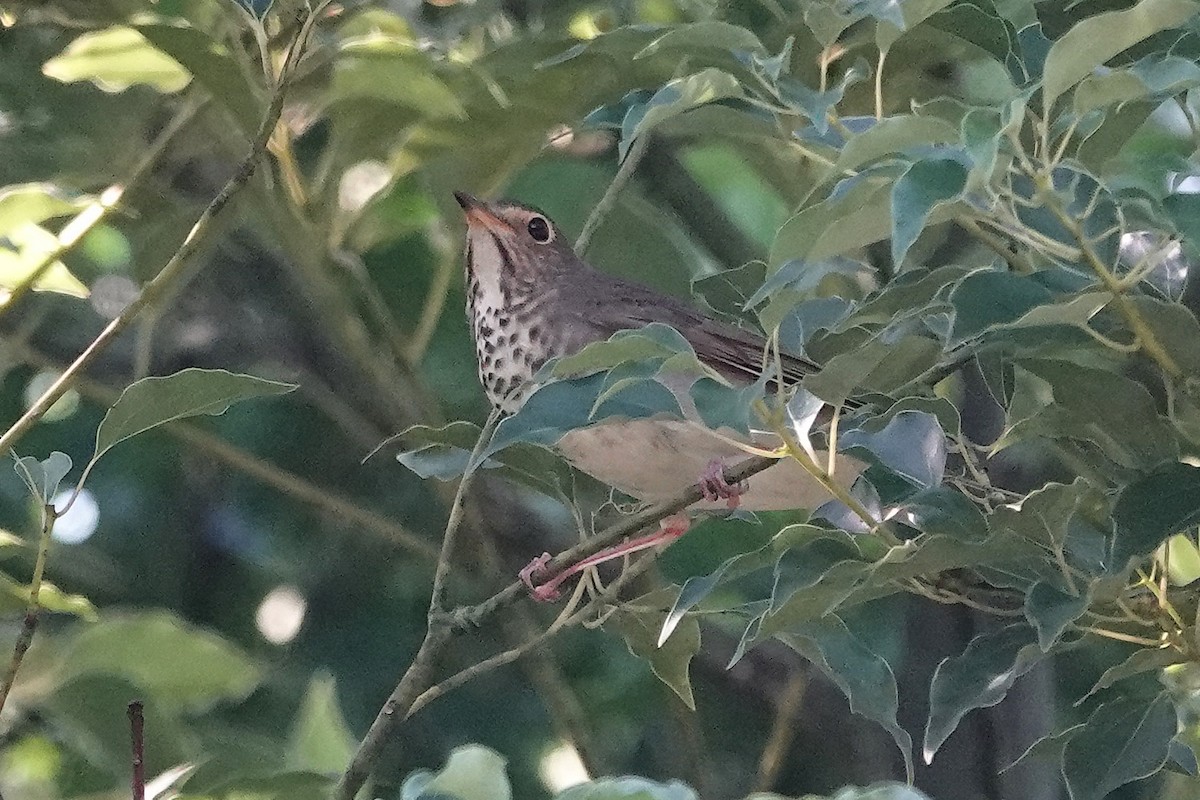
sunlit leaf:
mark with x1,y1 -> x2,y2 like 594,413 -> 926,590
401,745 -> 511,800
0,222 -> 89,297
43,26 -> 192,92
287,672 -> 355,775
0,183 -> 90,236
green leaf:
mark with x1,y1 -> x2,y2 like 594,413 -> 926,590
634,22 -> 765,59
396,421 -> 572,501
180,772 -> 332,800
1041,0 -> 1197,113
1024,581 -> 1088,651
948,269 -> 1053,345
57,611 -> 262,713
93,368 -> 297,464
1003,724 -> 1085,774
770,178 -> 892,269
549,325 -> 700,378
620,69 -> 743,159
901,487 -> 989,543
891,157 -> 969,267
608,589 -> 700,709
659,543 -> 778,646
42,26 -> 192,92
1000,360 -> 1178,471
1111,462 -> 1200,572
287,672 -> 356,775
782,615 -> 914,782
0,183 -> 89,236
13,451 -> 72,504
876,0 -> 957,52
554,777 -> 698,800
927,1 -> 1017,65
1075,54 -> 1200,116
1079,647 -> 1187,706
135,22 -> 263,135
0,574 -> 96,621
332,35 -> 466,120
830,116 -> 960,179
924,623 -> 1044,762
482,372 -> 682,460
0,222 -> 90,297
840,410 -> 948,489
988,478 -> 1107,554
1132,296 -> 1200,376
401,745 -> 511,800
45,674 -> 192,779
1061,693 -> 1177,800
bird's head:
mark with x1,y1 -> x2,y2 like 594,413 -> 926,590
454,192 -> 579,285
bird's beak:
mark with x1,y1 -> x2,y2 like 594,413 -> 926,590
454,191 -> 506,231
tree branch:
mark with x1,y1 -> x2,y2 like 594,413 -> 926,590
334,453 -> 779,800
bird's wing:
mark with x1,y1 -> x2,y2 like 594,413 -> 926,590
562,271 -> 819,386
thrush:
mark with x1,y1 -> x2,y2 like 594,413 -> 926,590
455,192 -> 865,599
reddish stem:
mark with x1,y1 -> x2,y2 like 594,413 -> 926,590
128,700 -> 144,800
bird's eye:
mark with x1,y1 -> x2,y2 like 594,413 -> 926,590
527,216 -> 552,243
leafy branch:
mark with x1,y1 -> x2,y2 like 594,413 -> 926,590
0,3 -> 329,456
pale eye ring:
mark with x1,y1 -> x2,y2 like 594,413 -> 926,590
527,216 -> 552,243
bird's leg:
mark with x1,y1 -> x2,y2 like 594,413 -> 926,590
520,513 -> 692,602
700,459 -> 748,509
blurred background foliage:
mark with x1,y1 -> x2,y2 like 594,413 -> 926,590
0,1 -> 1199,799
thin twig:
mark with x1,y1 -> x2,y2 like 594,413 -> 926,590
128,700 -> 145,800
955,215 -> 1035,274
449,455 -> 779,632
575,133 -> 651,255
754,669 -> 807,792
0,97 -> 207,318
335,455 -> 779,800
430,409 -> 501,614
406,548 -> 663,718
0,501 -> 55,714
336,412 -> 500,800
406,239 -> 458,365
0,3 -> 328,457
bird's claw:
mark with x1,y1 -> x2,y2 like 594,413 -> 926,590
519,552 -> 564,602
700,460 -> 747,509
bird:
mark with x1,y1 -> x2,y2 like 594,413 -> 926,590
455,192 -> 866,599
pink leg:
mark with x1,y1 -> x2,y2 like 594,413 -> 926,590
520,513 -> 692,602
700,459 -> 748,509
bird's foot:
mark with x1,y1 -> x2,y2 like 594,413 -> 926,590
519,514 -> 692,602
700,459 -> 748,509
